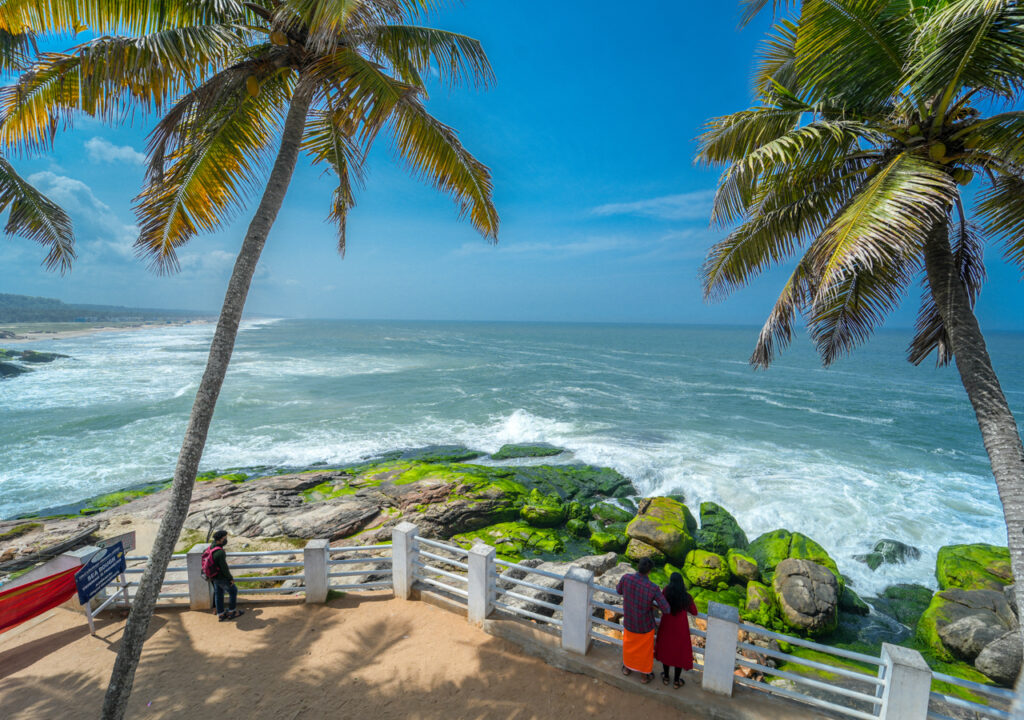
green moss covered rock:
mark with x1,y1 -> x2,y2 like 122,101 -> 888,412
511,464 -> 635,503
491,443 -> 564,460
749,529 -> 841,589
566,518 -> 589,538
915,588 -> 1016,661
839,587 -> 870,616
691,584 -> 746,613
697,502 -> 748,554
936,544 -> 1012,591
591,501 -> 634,525
452,521 -> 566,559
590,530 -> 627,553
870,584 -> 934,627
727,549 -> 760,583
519,489 -> 567,528
742,580 -> 785,631
626,538 -> 666,564
683,549 -> 731,589
625,497 -> 697,563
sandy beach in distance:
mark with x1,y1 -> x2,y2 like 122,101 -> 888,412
0,319 -> 214,344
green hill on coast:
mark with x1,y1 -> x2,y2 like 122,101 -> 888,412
0,293 -> 214,324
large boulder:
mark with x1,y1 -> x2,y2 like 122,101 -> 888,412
697,502 -> 748,554
519,489 -> 567,528
625,497 -> 697,563
683,549 -> 730,590
742,580 -> 783,630
589,530 -> 627,553
625,538 -> 666,564
839,587 -> 870,616
938,615 -> 1009,662
916,588 -> 1017,661
591,501 -> 634,525
936,544 -> 1012,591
749,529 -> 840,588
772,558 -> 839,635
854,539 -> 921,571
727,549 -> 760,583
974,631 -> 1023,687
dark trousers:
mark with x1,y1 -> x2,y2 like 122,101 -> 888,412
213,578 -> 237,615
662,664 -> 682,681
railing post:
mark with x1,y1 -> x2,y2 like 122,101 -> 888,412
304,539 -> 329,604
467,543 -> 496,625
878,643 -> 931,720
187,544 -> 212,611
391,522 -> 419,600
702,601 -> 740,696
561,566 -> 594,655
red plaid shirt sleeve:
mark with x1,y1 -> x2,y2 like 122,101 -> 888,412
616,573 -> 669,633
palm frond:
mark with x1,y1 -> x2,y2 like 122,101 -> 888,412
0,24 -> 245,154
754,19 -> 799,94
909,0 -> 1024,119
365,25 -> 493,89
750,259 -> 812,368
303,108 -> 367,255
808,152 -> 957,298
740,0 -> 797,27
976,172 -> 1024,272
795,0 -> 911,109
0,0 -> 245,35
696,104 -> 803,167
0,154 -> 74,272
909,220 -> 985,366
133,61 -> 291,272
388,93 -> 498,239
0,27 -> 35,72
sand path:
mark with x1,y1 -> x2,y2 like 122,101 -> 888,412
0,594 -> 697,719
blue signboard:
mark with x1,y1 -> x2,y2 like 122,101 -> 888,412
75,541 -> 126,605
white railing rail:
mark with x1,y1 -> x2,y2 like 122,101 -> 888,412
77,522 -> 1012,720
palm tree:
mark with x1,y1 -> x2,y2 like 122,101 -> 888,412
697,0 -> 1024,631
1,2 -> 497,717
0,23 -> 74,270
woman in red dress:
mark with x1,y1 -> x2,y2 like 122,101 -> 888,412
654,572 -> 699,688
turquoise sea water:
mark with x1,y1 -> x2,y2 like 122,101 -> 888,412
1,319 -> 1021,595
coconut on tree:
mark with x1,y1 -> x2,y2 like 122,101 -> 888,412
0,2 -> 497,717
698,0 -> 1024,623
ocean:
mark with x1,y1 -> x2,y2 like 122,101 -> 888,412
1,318 -> 1020,596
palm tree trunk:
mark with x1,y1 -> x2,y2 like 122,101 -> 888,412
100,76 -> 316,720
923,223 -> 1024,629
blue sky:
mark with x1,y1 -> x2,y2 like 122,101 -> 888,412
2,2 -> 1022,332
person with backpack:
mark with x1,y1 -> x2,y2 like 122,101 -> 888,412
202,529 -> 244,621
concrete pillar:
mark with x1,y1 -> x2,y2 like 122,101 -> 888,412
561,566 -> 594,655
702,601 -> 740,696
304,539 -> 330,604
467,543 -> 496,625
187,543 -> 212,611
878,643 -> 932,720
391,522 -> 419,600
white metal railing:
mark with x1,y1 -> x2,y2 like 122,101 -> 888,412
70,522 -> 1013,720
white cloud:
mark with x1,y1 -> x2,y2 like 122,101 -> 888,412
591,189 -> 716,221
84,137 -> 146,165
177,249 -> 237,277
27,170 -> 139,260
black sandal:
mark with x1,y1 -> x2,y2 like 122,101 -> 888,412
661,671 -> 669,685
674,678 -> 685,689
220,609 -> 244,621
640,673 -> 654,684
621,665 -> 631,676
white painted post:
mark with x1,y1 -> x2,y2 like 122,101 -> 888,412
702,601 -> 740,696
187,544 -> 212,611
561,566 -> 594,655
391,522 -> 419,600
304,539 -> 330,604
878,643 -> 932,720
467,543 -> 496,625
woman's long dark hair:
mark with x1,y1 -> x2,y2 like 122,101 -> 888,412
664,572 -> 692,614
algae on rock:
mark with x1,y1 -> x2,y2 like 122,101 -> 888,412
625,497 -> 697,563
697,502 -> 748,554
936,544 -> 1012,592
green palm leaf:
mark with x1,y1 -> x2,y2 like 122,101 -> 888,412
976,172 -> 1024,271
0,154 -> 74,272
750,259 -> 812,368
365,25 -> 494,89
303,108 -> 366,255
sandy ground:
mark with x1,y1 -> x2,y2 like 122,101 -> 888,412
0,594 -> 697,720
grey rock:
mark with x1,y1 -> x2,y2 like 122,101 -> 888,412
975,631 -> 1023,687
854,538 -> 921,571
939,615 -> 1010,662
772,558 -> 839,634
940,588 -> 1018,630
1006,584 -> 1018,618
498,553 -> 618,618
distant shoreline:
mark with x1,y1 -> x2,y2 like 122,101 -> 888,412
0,318 -> 214,344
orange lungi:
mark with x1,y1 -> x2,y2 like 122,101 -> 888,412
622,628 -> 656,674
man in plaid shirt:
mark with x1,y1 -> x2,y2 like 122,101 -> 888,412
616,557 -> 669,682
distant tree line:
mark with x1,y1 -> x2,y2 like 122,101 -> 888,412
0,293 -> 212,322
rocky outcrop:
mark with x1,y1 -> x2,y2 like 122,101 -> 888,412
974,631 -> 1023,687
854,539 -> 921,571
938,615 -> 1008,661
625,497 -> 697,563
772,558 -> 839,635
498,553 -> 618,618
727,549 -> 760,583
491,444 -> 564,460
625,538 -> 666,564
870,584 -> 933,627
916,587 -> 1018,666
749,529 -> 841,589
697,502 -> 748,555
682,549 -> 730,590
936,543 -> 1012,591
